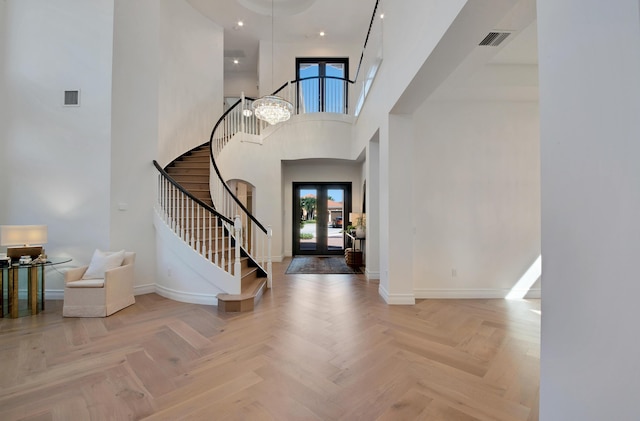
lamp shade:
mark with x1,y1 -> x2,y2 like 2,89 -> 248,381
0,225 -> 48,246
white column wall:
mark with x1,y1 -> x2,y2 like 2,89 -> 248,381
158,0 -> 223,167
365,134 -> 380,280
0,0 -> 114,293
538,0 -> 640,418
111,0 -> 160,292
379,114 -> 415,304
112,0 -> 223,291
0,1 -> 8,197
412,100 -> 540,298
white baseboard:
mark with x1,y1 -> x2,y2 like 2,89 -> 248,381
414,288 -> 541,299
155,284 -> 218,306
46,284 -> 160,301
365,269 -> 380,281
134,283 -> 156,296
46,290 -> 64,300
378,284 -> 416,305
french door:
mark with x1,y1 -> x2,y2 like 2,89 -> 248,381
293,182 -> 351,255
296,58 -> 349,113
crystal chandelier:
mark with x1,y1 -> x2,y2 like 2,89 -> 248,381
252,0 -> 293,126
252,95 -> 293,125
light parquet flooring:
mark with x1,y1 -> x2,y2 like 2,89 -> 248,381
0,260 -> 540,420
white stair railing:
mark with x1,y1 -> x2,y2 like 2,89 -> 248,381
154,162 -> 241,282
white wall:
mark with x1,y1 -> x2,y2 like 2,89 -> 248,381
111,0 -> 160,293
0,1 -> 8,194
225,71 -> 259,98
258,41 -> 360,96
111,0 -> 224,292
158,0 -> 223,166
282,160 -> 363,257
0,0 -> 115,292
413,100 -> 540,298
217,114 -> 356,260
538,0 -> 640,418
353,0 -> 468,149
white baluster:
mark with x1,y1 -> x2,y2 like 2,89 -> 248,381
208,212 -> 212,261
227,222 -> 232,274
234,215 -> 241,281
195,204 -> 200,252
267,225 -> 273,288
220,219 -> 225,269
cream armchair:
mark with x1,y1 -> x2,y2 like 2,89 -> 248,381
63,252 -> 136,317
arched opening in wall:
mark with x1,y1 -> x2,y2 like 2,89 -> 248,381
228,178 -> 255,247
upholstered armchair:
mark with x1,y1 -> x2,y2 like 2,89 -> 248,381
63,251 -> 136,317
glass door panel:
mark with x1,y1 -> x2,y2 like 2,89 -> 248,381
325,63 -> 346,113
327,188 -> 345,252
298,188 -> 318,252
298,63 -> 320,113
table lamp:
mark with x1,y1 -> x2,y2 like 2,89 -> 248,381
0,225 -> 48,259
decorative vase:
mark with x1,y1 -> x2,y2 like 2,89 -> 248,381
355,226 -> 365,239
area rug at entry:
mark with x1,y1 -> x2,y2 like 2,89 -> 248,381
285,256 -> 360,274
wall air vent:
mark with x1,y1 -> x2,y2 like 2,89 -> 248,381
479,31 -> 511,47
64,90 -> 80,106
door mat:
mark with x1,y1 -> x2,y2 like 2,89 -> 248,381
285,256 -> 361,274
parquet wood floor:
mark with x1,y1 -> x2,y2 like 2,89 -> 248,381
0,259 -> 540,420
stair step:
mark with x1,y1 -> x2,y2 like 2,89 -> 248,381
166,168 -> 209,176
187,150 -> 210,157
175,154 -> 209,164
169,172 -> 208,178
171,161 -> 209,168
239,266 -> 258,284
173,182 -> 209,191
217,276 -> 267,313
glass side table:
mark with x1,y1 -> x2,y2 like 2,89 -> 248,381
1,257 -> 71,318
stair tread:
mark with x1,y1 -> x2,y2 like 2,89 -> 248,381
218,277 -> 266,301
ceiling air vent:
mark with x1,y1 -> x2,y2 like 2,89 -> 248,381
479,31 -> 511,47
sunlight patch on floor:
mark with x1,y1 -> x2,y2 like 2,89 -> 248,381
506,255 -> 541,300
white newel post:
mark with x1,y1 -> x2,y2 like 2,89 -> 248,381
234,215 -> 242,282
267,225 -> 273,288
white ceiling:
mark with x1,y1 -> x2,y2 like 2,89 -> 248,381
429,0 -> 539,102
187,0 -> 377,74
186,0 -> 539,101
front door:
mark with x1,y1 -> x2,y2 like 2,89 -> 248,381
293,183 -> 351,255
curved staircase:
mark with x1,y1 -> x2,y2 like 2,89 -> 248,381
166,146 -> 213,207
161,145 -> 268,312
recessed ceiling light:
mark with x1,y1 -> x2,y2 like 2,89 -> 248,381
237,20 -> 244,27
380,13 -> 384,19
233,59 -> 239,64
319,31 -> 325,37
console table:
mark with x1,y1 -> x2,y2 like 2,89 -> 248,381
344,232 -> 365,268
0,257 -> 71,318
